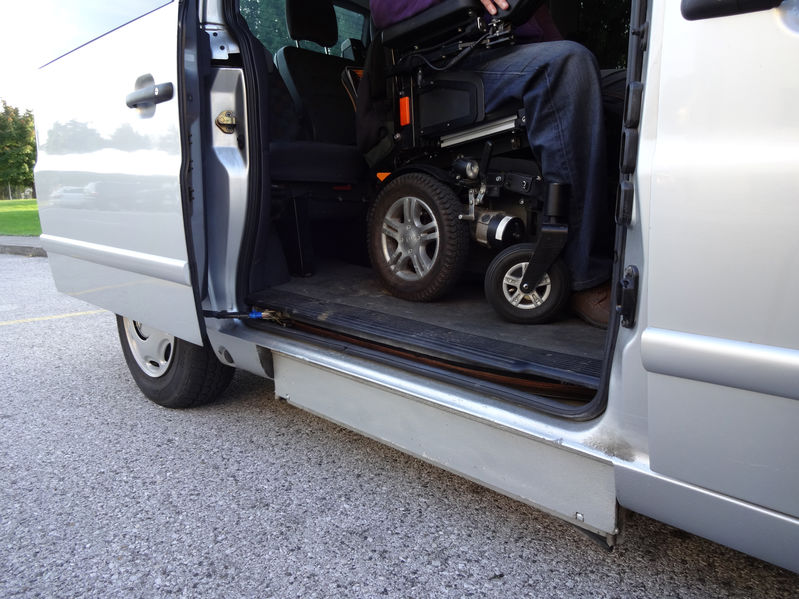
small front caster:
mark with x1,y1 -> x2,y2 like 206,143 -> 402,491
484,243 -> 570,324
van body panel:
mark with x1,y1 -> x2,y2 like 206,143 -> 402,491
616,463 -> 799,574
639,2 -> 799,520
33,0 -> 202,344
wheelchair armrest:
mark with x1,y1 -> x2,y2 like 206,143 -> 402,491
379,0 -> 546,50
381,0 -> 483,49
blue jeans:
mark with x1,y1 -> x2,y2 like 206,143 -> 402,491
461,41 -> 611,290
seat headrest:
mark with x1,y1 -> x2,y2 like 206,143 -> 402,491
286,0 -> 339,48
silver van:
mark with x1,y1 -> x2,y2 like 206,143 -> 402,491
32,0 -> 799,572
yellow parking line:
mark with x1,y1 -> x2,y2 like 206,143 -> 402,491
0,309 -> 106,326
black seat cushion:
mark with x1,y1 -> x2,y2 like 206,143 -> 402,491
381,0 -> 482,49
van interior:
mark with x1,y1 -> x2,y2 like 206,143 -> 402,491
217,0 -> 634,418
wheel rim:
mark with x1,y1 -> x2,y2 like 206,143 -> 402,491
501,262 -> 552,310
380,195 -> 440,282
122,317 -> 175,378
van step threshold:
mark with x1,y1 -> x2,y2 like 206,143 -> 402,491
248,289 -> 602,389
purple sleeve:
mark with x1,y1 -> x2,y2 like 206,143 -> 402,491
370,0 -> 442,29
514,6 -> 563,43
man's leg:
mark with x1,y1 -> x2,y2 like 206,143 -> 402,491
462,41 -> 612,292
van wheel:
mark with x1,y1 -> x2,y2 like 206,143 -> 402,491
368,173 -> 469,301
484,244 -> 570,324
116,315 -> 234,408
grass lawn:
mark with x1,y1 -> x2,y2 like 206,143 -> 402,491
0,199 -> 42,236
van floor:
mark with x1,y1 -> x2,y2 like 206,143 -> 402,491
247,260 -> 607,389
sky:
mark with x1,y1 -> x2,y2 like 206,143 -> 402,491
0,1 -> 66,111
0,1 -> 159,112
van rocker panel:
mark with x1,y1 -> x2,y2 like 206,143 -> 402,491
271,350 -> 617,537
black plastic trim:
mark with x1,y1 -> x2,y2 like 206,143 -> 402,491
223,1 -> 272,313
177,0 -> 212,346
616,180 -> 634,226
624,82 -> 643,129
619,128 -> 639,175
682,0 -> 783,21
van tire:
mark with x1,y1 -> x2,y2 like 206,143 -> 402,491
368,173 -> 469,301
484,245 -> 570,324
116,315 -> 234,408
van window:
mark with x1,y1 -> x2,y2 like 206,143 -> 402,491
240,0 -> 367,57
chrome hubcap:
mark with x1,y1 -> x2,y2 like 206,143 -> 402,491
380,195 -> 440,281
501,262 -> 552,310
122,318 -> 175,378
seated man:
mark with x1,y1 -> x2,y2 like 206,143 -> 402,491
370,0 -> 613,327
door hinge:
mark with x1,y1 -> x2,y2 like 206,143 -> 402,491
616,265 -> 639,328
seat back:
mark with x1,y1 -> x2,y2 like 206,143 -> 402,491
274,0 -> 357,145
358,0 -> 545,167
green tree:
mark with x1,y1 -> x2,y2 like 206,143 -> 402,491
0,100 -> 36,191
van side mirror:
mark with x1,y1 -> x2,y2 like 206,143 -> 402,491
682,0 -> 783,21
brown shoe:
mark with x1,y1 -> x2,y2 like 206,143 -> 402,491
571,282 -> 612,328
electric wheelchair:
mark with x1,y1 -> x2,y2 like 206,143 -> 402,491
362,0 -> 573,324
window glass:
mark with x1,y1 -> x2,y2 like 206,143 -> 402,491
331,6 -> 366,56
239,0 -> 292,54
239,0 -> 366,57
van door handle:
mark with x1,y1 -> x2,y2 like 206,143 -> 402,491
126,82 -> 174,109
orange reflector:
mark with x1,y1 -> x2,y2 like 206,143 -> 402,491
399,96 -> 411,127
376,172 -> 391,182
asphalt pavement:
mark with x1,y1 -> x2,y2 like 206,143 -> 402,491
1,252 -> 798,598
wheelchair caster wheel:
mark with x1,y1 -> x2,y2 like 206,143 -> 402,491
368,173 -> 470,301
484,243 -> 570,324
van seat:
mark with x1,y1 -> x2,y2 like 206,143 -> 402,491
265,48 -> 367,184
274,0 -> 358,145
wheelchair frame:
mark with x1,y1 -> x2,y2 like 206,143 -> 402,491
367,0 -> 571,323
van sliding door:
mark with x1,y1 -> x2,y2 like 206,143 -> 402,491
34,1 -> 203,344
641,3 -> 799,522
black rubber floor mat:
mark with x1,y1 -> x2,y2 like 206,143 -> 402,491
249,288 -> 602,388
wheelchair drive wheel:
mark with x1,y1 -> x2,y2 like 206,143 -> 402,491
368,173 -> 470,301
484,243 -> 570,324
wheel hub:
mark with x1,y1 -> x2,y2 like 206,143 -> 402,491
502,262 -> 552,310
122,317 -> 175,378
380,195 -> 440,281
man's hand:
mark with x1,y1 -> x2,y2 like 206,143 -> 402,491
480,0 -> 510,16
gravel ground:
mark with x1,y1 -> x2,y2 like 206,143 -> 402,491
1,254 -> 797,598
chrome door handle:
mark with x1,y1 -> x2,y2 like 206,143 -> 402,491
126,82 -> 174,109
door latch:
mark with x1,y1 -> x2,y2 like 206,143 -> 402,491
215,111 -> 237,134
616,265 -> 639,328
